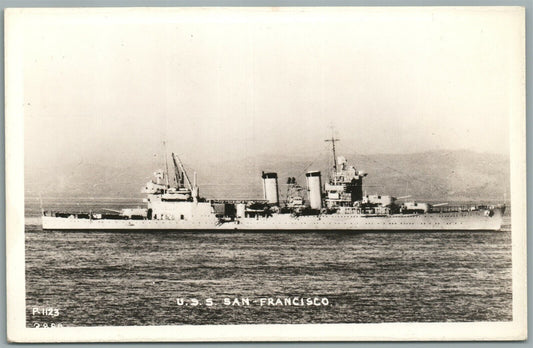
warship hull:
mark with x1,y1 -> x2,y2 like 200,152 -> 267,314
40,144 -> 507,232
41,208 -> 505,231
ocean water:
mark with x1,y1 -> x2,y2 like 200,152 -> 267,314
25,199 -> 512,327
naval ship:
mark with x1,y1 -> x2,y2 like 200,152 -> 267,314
41,139 -> 505,231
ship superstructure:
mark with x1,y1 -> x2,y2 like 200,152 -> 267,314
41,140 -> 506,231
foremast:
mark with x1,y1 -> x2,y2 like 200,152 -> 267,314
323,137 -> 367,209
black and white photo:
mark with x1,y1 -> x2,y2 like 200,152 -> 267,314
6,6 -> 527,342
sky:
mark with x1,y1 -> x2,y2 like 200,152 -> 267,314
17,7 -> 523,170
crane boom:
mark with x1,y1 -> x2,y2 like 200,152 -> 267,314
171,154 -> 182,187
172,153 -> 193,190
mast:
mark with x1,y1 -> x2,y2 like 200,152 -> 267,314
325,135 -> 340,173
39,193 -> 44,215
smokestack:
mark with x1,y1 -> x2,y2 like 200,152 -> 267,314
306,171 -> 322,209
261,172 -> 279,205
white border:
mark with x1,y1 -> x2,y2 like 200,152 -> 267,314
5,7 -> 527,342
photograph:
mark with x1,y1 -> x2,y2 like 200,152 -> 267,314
5,6 -> 527,342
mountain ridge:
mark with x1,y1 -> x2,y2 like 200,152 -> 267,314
25,149 -> 510,203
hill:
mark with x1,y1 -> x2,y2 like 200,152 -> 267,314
25,150 -> 510,203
